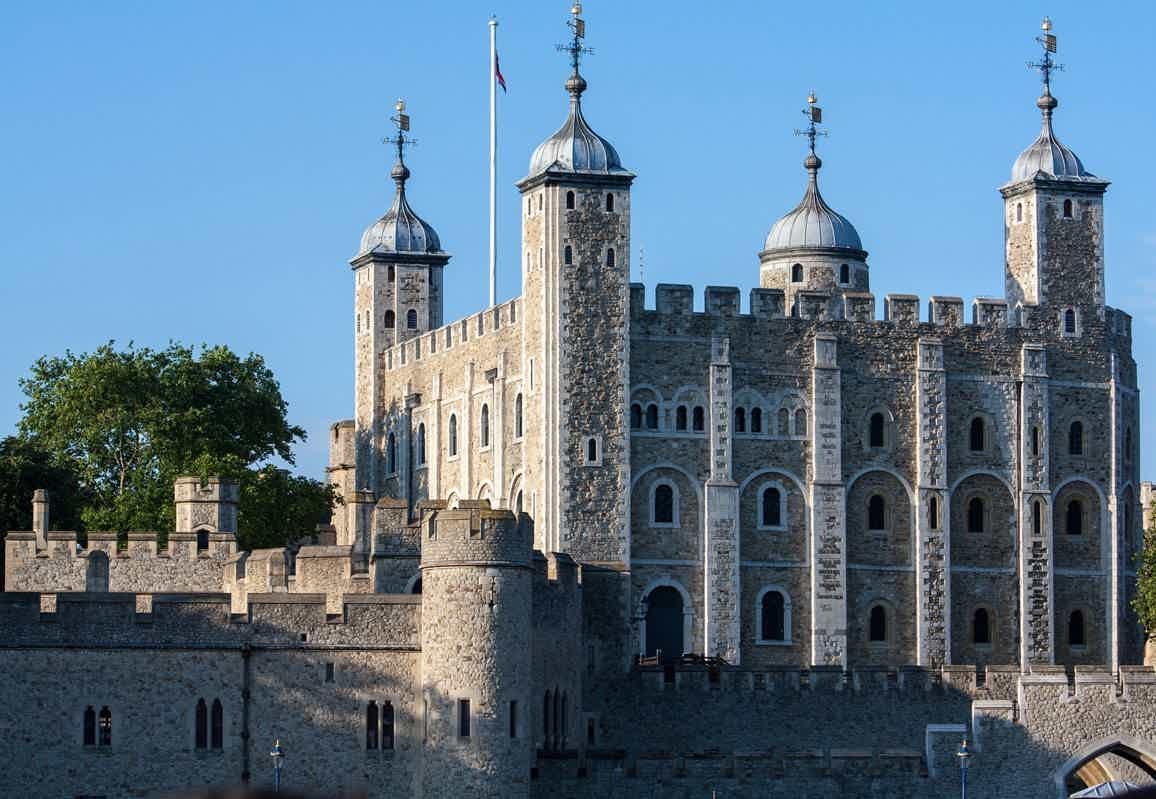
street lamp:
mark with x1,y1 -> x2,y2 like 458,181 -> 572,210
270,738 -> 285,793
956,738 -> 972,799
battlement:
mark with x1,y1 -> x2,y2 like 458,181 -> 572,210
419,501 -> 532,567
383,296 -> 522,372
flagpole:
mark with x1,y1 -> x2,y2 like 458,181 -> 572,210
488,16 -> 498,308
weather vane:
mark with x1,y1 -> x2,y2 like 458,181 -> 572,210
556,3 -> 594,76
1027,16 -> 1063,93
794,91 -> 828,154
384,98 -> 417,164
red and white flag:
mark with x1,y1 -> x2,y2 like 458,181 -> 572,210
495,52 -> 507,93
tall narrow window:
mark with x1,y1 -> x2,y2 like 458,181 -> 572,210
386,433 -> 397,473
515,394 -> 523,438
929,496 -> 940,530
693,406 -> 705,432
778,408 -> 790,436
606,193 -> 615,211
1016,202 -> 1023,222
1069,421 -> 1084,455
761,590 -> 786,641
751,408 -> 762,433
968,497 -> 986,533
211,700 -> 223,749
653,484 -> 675,525
387,265 -> 395,282
406,309 -> 418,329
98,707 -> 112,746
630,403 -> 642,430
458,699 -> 471,738
417,423 -> 426,465
735,407 -> 746,433
969,417 -> 986,452
869,606 -> 887,643
869,413 -> 886,448
1069,610 -> 1086,647
606,248 -> 615,267
1064,308 -> 1077,334
1067,500 -> 1084,535
196,530 -> 209,552
1033,500 -> 1043,537
794,409 -> 807,436
565,190 -> 575,209
509,700 -> 518,739
1063,198 -> 1073,218
973,609 -> 991,644
675,406 -> 687,431
646,404 -> 660,430
195,699 -> 208,749
480,404 -> 490,448
585,437 -> 598,463
384,310 -> 395,329
840,263 -> 850,284
868,495 -> 886,531
83,706 -> 96,746
448,414 -> 458,457
325,662 -> 335,682
382,701 -> 394,750
1032,426 -> 1041,457
564,245 -> 573,265
366,701 -> 379,749
761,487 -> 782,528
792,263 -> 803,283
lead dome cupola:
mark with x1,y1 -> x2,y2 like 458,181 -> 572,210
763,152 -> 864,253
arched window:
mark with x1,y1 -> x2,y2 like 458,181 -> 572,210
1063,198 -> 1073,218
969,417 -> 986,452
760,590 -> 787,642
750,408 -> 762,433
675,406 -> 687,431
1067,499 -> 1084,535
195,698 -> 208,749
929,496 -> 940,530
515,394 -> 523,438
606,248 -> 615,267
382,701 -> 395,750
585,437 -> 598,464
384,310 -> 395,329
480,404 -> 490,448
778,408 -> 790,436
735,407 -> 746,433
794,408 -> 807,436
386,432 -> 397,473
761,486 -> 783,528
83,706 -> 96,746
196,529 -> 209,552
652,483 -> 675,526
869,606 -> 887,642
693,406 -> 705,432
606,193 -> 615,212
967,497 -> 985,533
564,245 -> 573,265
1031,426 -> 1041,457
840,263 -> 850,284
1069,421 -> 1084,455
973,608 -> 991,645
448,414 -> 458,457
387,265 -> 395,282
630,403 -> 642,430
86,551 -> 109,592
646,404 -> 659,430
1069,610 -> 1086,647
366,701 -> 380,749
1033,500 -> 1043,537
406,308 -> 418,329
565,190 -> 575,209
416,423 -> 426,465
791,263 -> 803,283
98,707 -> 112,746
868,495 -> 886,531
1016,202 -> 1023,222
211,699 -> 223,749
1064,308 -> 1077,335
869,413 -> 886,448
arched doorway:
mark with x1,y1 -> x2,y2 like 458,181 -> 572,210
644,586 -> 684,663
1055,736 -> 1156,798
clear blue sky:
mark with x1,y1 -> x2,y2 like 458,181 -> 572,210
2,1 -> 1154,481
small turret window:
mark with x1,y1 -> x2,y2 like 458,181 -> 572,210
566,191 -> 575,209
1063,199 -> 1073,218
606,193 -> 615,212
675,406 -> 687,431
406,309 -> 418,329
646,404 -> 659,430
416,423 -> 426,465
1069,421 -> 1084,455
1069,610 -> 1086,647
386,433 -> 397,474
1063,308 -> 1077,335
515,394 -> 523,439
98,706 -> 112,746
969,417 -> 987,452
840,264 -> 850,284
606,248 -> 615,267
735,407 -> 746,433
480,404 -> 490,448
564,245 -> 573,265
384,310 -> 395,329
387,265 -> 395,282
538,194 -> 543,211
630,403 -> 642,430
1016,202 -> 1023,222
751,408 -> 762,433
692,406 -> 705,432
449,414 -> 458,457
792,264 -> 803,283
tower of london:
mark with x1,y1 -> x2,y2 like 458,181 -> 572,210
2,9 -> 1155,799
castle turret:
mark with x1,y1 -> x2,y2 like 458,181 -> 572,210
419,503 -> 533,797
515,4 -> 634,560
1002,18 -> 1109,317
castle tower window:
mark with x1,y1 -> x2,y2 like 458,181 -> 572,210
794,408 -> 807,436
606,193 -> 614,212
458,699 -> 471,738
646,404 -> 660,430
969,417 -> 986,452
750,408 -> 762,433
538,194 -> 543,211
406,309 -> 418,329
515,394 -> 523,439
325,662 -> 335,682
869,413 -> 886,449
792,263 -> 804,283
416,423 -> 426,465
606,248 -> 615,267
1069,610 -> 1086,648
973,608 -> 992,645
929,496 -> 940,530
384,310 -> 395,329
778,408 -> 790,436
1069,421 -> 1084,455
630,403 -> 642,430
509,700 -> 518,739
868,606 -> 887,643
83,706 -> 96,746
1063,198 -> 1073,218
566,190 -> 575,209
564,245 -> 573,265
1031,426 -> 1041,457
480,404 -> 490,448
1016,202 -> 1023,222
692,406 -> 705,432
448,414 -> 458,457
196,530 -> 209,552
967,497 -> 986,533
1064,308 -> 1078,335
652,483 -> 676,526
195,699 -> 208,749
867,495 -> 886,531
675,405 -> 688,431
382,701 -> 394,750
584,436 -> 600,465
840,263 -> 850,284
1066,500 -> 1084,535
759,589 -> 788,642
735,407 -> 746,433
387,265 -> 395,282
644,586 -> 685,663
211,700 -> 223,749
386,433 -> 397,474
760,486 -> 783,529
86,550 -> 109,592
98,707 -> 112,746
366,701 -> 379,749
1033,500 -> 1043,537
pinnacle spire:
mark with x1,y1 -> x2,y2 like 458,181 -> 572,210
557,3 -> 593,101
384,99 -> 416,192
794,91 -> 829,179
1027,17 -> 1063,122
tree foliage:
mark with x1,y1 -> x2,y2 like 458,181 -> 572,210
1136,497 -> 1156,638
14,341 -> 331,548
0,436 -> 85,535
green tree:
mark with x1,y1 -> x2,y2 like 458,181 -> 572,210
0,436 -> 84,535
1137,497 -> 1156,639
16,341 -> 330,547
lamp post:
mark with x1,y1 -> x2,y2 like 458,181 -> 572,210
957,738 -> 972,799
270,738 -> 285,793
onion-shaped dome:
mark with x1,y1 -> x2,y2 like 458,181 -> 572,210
763,153 -> 863,253
526,74 -> 630,179
358,161 -> 444,257
1010,90 -> 1093,182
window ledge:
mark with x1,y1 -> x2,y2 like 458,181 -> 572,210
446,455 -> 460,463
479,446 -> 491,454
755,639 -> 795,647
756,525 -> 788,533
649,522 -> 679,530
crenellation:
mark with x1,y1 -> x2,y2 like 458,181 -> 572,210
973,297 -> 1010,327
655,283 -> 694,314
749,287 -> 786,318
929,296 -> 965,328
705,285 -> 741,316
843,291 -> 875,322
884,294 -> 921,323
